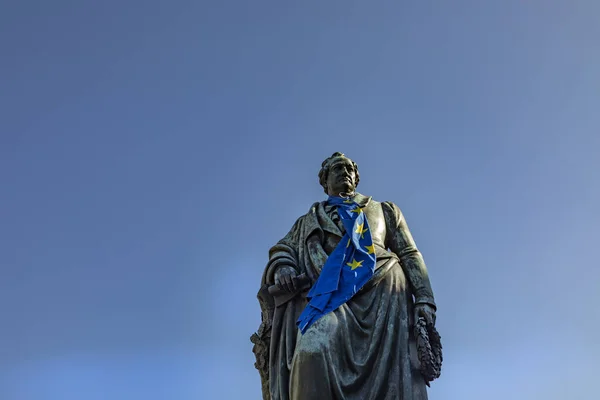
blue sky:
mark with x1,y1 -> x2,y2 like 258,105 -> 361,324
1,1 -> 599,399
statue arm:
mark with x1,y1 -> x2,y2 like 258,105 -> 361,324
262,217 -> 303,285
382,201 -> 436,309
254,219 -> 304,398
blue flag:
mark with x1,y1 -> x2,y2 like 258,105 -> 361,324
297,196 -> 376,334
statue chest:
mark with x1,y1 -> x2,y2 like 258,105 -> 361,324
322,201 -> 387,253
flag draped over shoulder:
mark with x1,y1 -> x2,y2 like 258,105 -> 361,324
297,195 -> 377,334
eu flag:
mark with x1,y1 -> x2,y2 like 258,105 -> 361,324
297,196 -> 376,334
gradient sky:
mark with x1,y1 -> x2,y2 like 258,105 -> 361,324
1,1 -> 599,399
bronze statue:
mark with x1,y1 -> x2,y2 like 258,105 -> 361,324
251,152 -> 441,400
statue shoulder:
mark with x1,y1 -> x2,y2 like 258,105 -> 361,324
291,201 -> 322,220
379,200 -> 404,223
367,197 -> 381,205
365,198 -> 382,212
307,201 -> 324,213
380,200 -> 400,211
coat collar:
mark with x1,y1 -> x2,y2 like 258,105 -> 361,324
351,192 -> 372,208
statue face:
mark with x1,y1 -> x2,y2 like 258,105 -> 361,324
326,157 -> 357,196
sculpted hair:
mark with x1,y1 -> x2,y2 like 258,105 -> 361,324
318,152 -> 360,194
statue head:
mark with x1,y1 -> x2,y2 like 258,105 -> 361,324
318,152 -> 360,196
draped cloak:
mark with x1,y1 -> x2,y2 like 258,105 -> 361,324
253,193 -> 437,400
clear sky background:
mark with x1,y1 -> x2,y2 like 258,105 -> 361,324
1,1 -> 599,399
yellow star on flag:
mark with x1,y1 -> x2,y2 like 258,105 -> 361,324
343,198 -> 353,204
346,258 -> 363,270
350,206 -> 362,214
365,244 -> 375,255
355,222 -> 368,238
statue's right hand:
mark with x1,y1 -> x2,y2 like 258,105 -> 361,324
274,265 -> 298,293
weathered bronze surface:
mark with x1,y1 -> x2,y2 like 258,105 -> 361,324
251,152 -> 441,400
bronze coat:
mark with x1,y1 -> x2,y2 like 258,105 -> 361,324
254,193 -> 436,400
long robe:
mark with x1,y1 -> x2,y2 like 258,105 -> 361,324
254,193 -> 437,400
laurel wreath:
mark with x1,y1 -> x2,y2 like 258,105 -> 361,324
414,317 -> 443,386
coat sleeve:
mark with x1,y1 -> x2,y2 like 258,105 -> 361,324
382,201 -> 436,309
262,216 -> 303,285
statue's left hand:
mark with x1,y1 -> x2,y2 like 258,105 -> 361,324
414,304 -> 436,326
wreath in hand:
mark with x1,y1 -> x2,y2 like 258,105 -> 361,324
414,317 -> 443,386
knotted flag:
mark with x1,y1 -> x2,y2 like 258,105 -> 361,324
297,196 -> 376,334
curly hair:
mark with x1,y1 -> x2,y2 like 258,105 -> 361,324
318,152 -> 360,194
